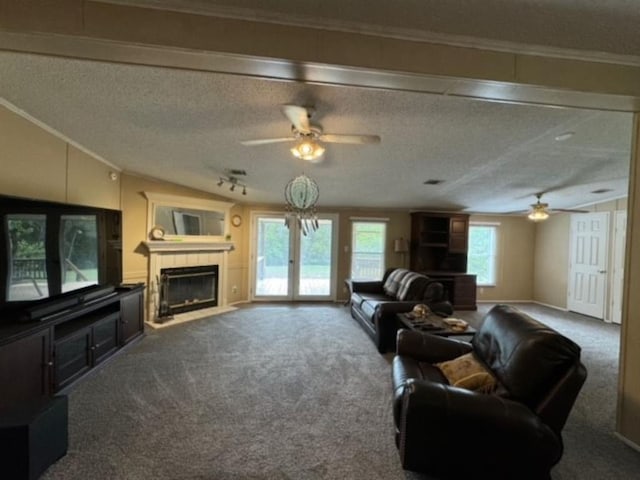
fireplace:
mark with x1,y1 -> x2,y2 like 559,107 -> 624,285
159,265 -> 218,316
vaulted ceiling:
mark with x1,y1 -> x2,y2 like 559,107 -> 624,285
1,1 -> 636,213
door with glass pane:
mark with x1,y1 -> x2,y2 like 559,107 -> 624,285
252,213 -> 338,301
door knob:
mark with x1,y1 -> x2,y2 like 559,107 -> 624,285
598,270 -> 607,274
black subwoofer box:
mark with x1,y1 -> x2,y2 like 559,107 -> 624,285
0,396 -> 68,480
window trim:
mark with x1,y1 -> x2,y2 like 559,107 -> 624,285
468,222 -> 499,287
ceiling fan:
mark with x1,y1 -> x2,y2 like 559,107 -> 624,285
240,105 -> 381,162
526,193 -> 589,221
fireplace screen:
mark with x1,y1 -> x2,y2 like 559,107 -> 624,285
159,265 -> 218,316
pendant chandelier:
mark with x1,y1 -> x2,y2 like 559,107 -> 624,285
284,174 -> 320,235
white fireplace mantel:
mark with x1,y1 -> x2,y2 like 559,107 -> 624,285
142,241 -> 234,253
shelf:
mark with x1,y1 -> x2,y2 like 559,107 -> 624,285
54,310 -> 119,341
420,242 -> 448,248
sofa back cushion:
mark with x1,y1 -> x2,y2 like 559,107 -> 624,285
472,305 -> 581,410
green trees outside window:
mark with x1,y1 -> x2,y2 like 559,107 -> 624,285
468,224 -> 497,286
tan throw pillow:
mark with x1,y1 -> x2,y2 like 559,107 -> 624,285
436,352 -> 497,394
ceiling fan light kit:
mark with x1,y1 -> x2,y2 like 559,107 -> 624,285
290,137 -> 325,162
528,206 -> 550,222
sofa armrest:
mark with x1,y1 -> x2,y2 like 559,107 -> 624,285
350,280 -> 384,294
423,280 -> 444,301
398,380 -> 562,474
375,301 -> 422,315
396,329 -> 472,362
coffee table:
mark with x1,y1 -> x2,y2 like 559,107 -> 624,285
396,313 -> 476,337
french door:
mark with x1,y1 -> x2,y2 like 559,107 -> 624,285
251,213 -> 338,301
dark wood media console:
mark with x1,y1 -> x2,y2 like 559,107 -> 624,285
0,284 -> 145,410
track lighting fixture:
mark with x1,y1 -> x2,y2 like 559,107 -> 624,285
216,176 -> 247,196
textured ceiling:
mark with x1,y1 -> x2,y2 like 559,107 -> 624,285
107,0 -> 640,58
0,52 -> 631,213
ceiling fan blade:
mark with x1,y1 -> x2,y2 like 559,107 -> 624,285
320,134 -> 381,145
282,105 -> 311,134
240,137 -> 293,146
551,208 -> 590,213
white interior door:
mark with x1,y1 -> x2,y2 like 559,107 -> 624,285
611,211 -> 627,324
567,212 -> 610,319
251,213 -> 338,301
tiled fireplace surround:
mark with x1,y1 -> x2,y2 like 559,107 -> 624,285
143,241 -> 234,324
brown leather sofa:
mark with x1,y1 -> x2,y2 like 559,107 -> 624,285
392,304 -> 587,479
349,268 -> 453,353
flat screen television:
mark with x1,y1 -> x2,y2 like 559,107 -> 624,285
0,194 -> 122,322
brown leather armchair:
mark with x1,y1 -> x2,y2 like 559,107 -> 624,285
391,304 -> 587,479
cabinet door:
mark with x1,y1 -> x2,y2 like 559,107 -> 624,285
92,313 -> 119,365
453,275 -> 477,310
54,328 -> 91,391
449,217 -> 468,253
120,291 -> 144,345
0,329 -> 51,408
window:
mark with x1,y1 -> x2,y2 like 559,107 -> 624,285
468,224 -> 498,286
351,221 -> 386,280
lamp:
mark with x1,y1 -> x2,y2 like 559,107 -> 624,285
290,136 -> 325,162
284,174 -> 320,235
217,176 -> 247,195
394,238 -> 409,267
528,205 -> 550,222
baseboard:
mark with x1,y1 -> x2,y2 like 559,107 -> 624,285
477,300 -> 534,304
145,305 -> 237,329
614,432 -> 640,452
531,301 -> 569,312
476,300 -> 570,312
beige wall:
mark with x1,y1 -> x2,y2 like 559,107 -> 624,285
470,215 -> 536,302
119,173 -> 244,299
533,214 -> 571,308
0,104 -> 120,208
532,197 -> 628,314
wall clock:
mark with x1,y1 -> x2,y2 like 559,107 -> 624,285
231,214 -> 242,227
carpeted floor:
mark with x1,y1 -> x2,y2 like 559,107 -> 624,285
41,303 -> 640,479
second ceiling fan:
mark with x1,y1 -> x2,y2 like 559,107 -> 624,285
241,105 -> 381,162
526,193 -> 589,221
